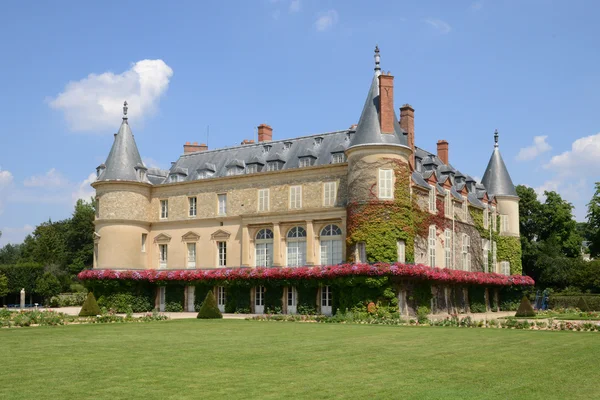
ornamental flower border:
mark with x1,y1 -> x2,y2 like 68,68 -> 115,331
78,263 -> 534,287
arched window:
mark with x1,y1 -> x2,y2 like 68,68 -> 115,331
286,226 -> 307,267
255,229 -> 274,267
320,224 -> 343,265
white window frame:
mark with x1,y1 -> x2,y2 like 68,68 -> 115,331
289,186 -> 302,209
217,286 -> 226,310
218,194 -> 227,216
321,285 -> 332,307
255,286 -> 265,306
332,153 -> 344,164
159,244 -> 168,269
482,239 -> 489,273
299,157 -> 312,168
356,242 -> 367,263
217,241 -> 227,267
258,189 -> 270,212
247,164 -> 258,174
160,199 -> 168,219
429,185 -> 437,213
461,234 -> 471,271
397,240 -> 406,263
287,287 -> 297,307
500,215 -> 509,233
255,229 -> 274,267
187,242 -> 196,269
501,261 -> 510,276
428,225 -> 436,267
444,189 -> 451,216
320,224 -> 343,265
286,227 -> 307,267
141,233 -> 147,253
492,241 -> 497,273
188,196 -> 197,217
483,207 -> 489,229
323,182 -> 337,207
267,161 -> 280,172
444,229 -> 452,268
462,199 -> 468,218
492,207 -> 497,231
378,169 -> 393,200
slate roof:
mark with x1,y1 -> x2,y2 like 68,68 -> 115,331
481,147 -> 518,197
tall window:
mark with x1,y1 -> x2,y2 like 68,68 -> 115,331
160,200 -> 168,219
217,241 -> 227,267
189,197 -> 197,217
255,286 -> 265,306
378,169 -> 393,199
187,243 -> 196,268
482,239 -> 489,273
159,244 -> 168,269
323,182 -> 337,207
255,228 -> 274,267
444,189 -> 451,216
429,185 -> 437,213
217,286 -> 226,310
444,229 -> 452,268
500,261 -> 510,276
218,194 -> 227,215
461,234 -> 471,271
492,241 -> 497,273
320,224 -> 343,265
428,225 -> 436,267
500,215 -> 509,232
321,285 -> 332,307
492,207 -> 497,231
141,234 -> 147,252
258,189 -> 269,212
289,186 -> 302,209
287,226 -> 307,267
287,287 -> 297,308
483,207 -> 489,229
356,242 -> 367,263
397,240 -> 406,263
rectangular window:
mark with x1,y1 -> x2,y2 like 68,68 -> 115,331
492,241 -> 497,272
500,215 -> 509,232
397,240 -> 406,263
160,200 -> 168,219
483,207 -> 489,229
299,157 -> 312,168
321,286 -> 332,307
501,261 -> 510,276
187,243 -> 196,269
188,197 -> 197,217
444,229 -> 452,268
95,197 -> 100,218
287,287 -> 297,307
218,241 -> 227,267
462,199 -> 468,217
255,286 -> 265,306
429,185 -> 437,213
94,244 -> 98,267
141,234 -> 147,252
323,182 -> 337,207
218,194 -> 227,215
332,153 -> 345,164
482,239 -> 489,273
289,186 -> 302,209
169,175 -> 179,183
461,234 -> 471,271
217,286 -> 226,308
247,164 -> 258,174
428,225 -> 436,267
444,189 -> 451,216
492,207 -> 497,231
258,189 -> 269,212
267,162 -> 280,172
378,169 -> 393,199
357,242 -> 367,263
159,244 -> 167,269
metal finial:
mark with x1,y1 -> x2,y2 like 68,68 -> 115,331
123,101 -> 128,119
494,129 -> 499,148
374,45 -> 381,72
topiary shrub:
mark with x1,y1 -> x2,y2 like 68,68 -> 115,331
515,296 -> 535,318
197,291 -> 223,319
577,296 -> 590,312
79,292 -> 102,316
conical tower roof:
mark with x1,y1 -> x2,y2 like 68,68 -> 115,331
481,130 -> 517,197
349,47 -> 407,149
97,102 -> 149,183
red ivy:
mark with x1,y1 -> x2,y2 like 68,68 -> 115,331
78,263 -> 534,287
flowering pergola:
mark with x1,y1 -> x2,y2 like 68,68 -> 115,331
78,263 -> 534,286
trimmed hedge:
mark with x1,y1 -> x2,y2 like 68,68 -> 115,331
549,295 -> 600,311
197,291 -> 222,319
50,292 -> 88,307
98,293 -> 154,313
515,296 -> 535,317
79,292 -> 101,316
0,264 -> 44,293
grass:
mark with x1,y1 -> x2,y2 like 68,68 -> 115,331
1,320 -> 599,399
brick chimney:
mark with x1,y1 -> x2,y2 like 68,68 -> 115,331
400,104 -> 415,169
378,73 -> 395,134
257,124 -> 273,142
240,139 -> 255,145
183,141 -> 208,154
437,140 -> 449,165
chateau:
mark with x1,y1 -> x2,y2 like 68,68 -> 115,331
90,48 -> 522,314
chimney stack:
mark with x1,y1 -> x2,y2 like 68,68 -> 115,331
183,141 -> 208,154
400,104 -> 415,169
240,139 -> 255,145
257,124 -> 273,142
378,73 -> 395,134
437,140 -> 449,165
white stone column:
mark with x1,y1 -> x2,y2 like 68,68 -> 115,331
306,220 -> 315,265
241,225 -> 250,267
273,223 -> 282,267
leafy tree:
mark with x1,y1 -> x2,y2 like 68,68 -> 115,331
539,191 -> 581,258
66,199 -> 95,274
516,185 -> 543,279
587,182 -> 600,258
0,273 -> 8,297
35,272 -> 62,299
0,243 -> 22,264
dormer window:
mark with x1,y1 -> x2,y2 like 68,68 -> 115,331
226,167 -> 244,176
284,141 -> 293,150
416,158 -> 422,172
314,137 -> 323,146
135,165 -> 147,182
96,164 -> 106,178
299,157 -> 314,168
263,144 -> 272,153
197,170 -> 214,179
331,153 -> 345,164
169,174 -> 183,183
267,161 -> 283,171
247,164 -> 258,174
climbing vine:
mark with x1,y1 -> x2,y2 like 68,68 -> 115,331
497,236 -> 522,275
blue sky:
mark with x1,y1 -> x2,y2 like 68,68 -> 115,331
1,0 -> 599,246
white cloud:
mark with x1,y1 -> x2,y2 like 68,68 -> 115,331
544,133 -> 600,176
49,59 -> 173,133
23,168 -> 70,188
424,18 -> 452,34
72,173 -> 97,203
0,169 -> 14,215
315,10 -> 338,31
516,135 -> 551,161
289,0 -> 301,13
0,225 -> 34,247
143,158 -> 165,170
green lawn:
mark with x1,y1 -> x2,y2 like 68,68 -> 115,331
1,320 -> 598,399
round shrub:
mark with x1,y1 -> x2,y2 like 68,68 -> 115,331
197,290 -> 222,319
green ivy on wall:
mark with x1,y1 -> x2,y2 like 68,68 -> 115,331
496,236 -> 522,275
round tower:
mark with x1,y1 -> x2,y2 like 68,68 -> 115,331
92,102 -> 152,269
